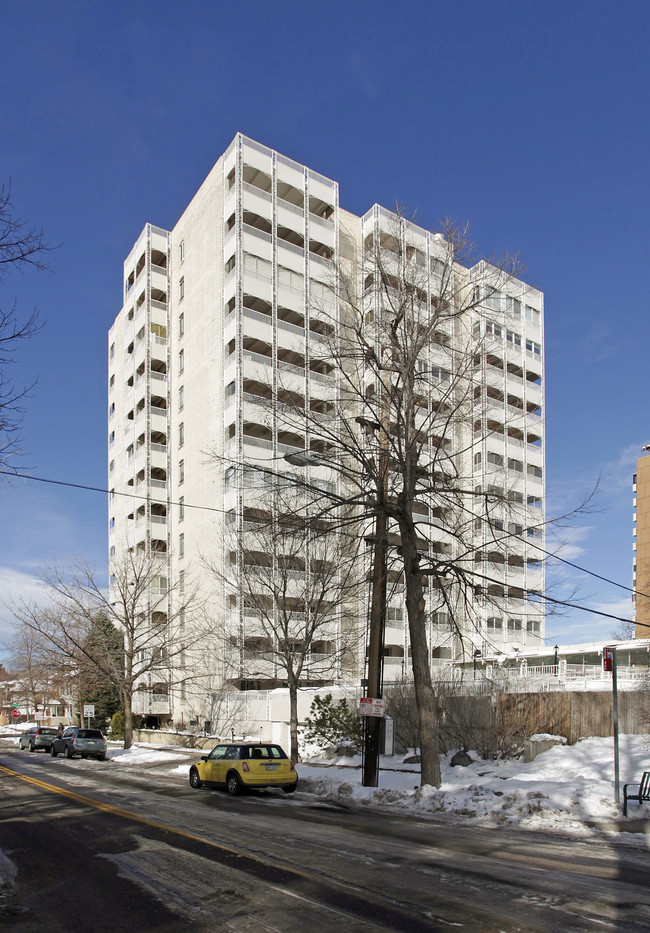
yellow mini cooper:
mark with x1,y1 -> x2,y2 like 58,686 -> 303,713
189,742 -> 298,796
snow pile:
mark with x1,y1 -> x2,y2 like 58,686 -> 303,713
296,734 -> 650,832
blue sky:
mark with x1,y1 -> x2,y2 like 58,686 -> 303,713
1,0 -> 648,651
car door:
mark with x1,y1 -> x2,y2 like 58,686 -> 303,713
202,745 -> 228,784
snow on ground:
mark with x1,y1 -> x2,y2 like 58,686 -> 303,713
3,723 -> 649,836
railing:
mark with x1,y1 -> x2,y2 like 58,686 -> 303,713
243,435 -> 273,450
309,369 -> 335,384
151,515 -> 167,524
309,250 -> 331,266
243,223 -> 273,243
243,350 -> 272,368
278,196 -> 304,216
150,299 -> 167,311
151,442 -> 167,453
309,212 -> 335,230
150,479 -> 167,489
243,306 -> 272,327
151,371 -> 167,383
278,318 -> 305,337
278,238 -> 304,257
242,180 -> 272,201
150,405 -> 167,416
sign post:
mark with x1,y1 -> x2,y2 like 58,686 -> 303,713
604,647 -> 620,803
83,704 -> 95,729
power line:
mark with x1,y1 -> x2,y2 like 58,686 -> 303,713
1,466 -> 645,631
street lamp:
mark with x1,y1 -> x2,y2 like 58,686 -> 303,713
473,649 -> 481,679
554,644 -> 559,674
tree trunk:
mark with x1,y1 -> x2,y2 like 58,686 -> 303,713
123,694 -> 133,749
288,678 -> 299,763
399,520 -> 441,788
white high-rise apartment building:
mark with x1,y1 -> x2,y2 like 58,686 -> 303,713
108,134 -> 545,728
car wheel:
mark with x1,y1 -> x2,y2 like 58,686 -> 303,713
226,772 -> 242,796
29,742 -> 35,752
51,745 -> 58,757
189,767 -> 203,789
65,745 -> 74,759
282,784 -> 297,794
96,755 -> 106,762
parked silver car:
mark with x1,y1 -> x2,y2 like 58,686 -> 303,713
19,726 -> 59,752
50,727 -> 107,761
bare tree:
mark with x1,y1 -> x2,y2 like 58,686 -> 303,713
0,184 -> 51,471
11,551 -> 212,748
207,500 -> 363,762
6,622 -> 67,717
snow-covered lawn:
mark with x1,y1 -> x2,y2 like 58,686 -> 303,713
3,724 -> 649,836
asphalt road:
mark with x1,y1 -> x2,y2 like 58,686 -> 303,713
1,741 -> 650,932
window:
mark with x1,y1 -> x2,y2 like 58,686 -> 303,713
179,385 -> 184,411
508,490 -> 523,504
487,452 -> 504,466
109,431 -> 115,445
179,276 -> 184,301
508,457 -> 523,472
225,255 -> 236,274
179,533 -> 184,558
525,304 -> 540,325
508,522 -> 523,535
110,545 -> 116,556
527,495 -> 542,508
179,313 -> 184,339
179,460 -> 184,484
526,338 -> 541,356
109,374 -> 115,388
179,496 -> 184,521
432,612 -> 450,626
485,321 -> 502,338
527,620 -> 541,633
508,618 -> 522,632
430,366 -> 451,384
386,607 -> 403,623
179,570 -> 185,593
110,343 -> 115,360
527,464 -> 543,479
487,617 -> 503,631
179,239 -> 185,264
506,296 -> 521,318
179,422 -> 184,447
109,517 -> 115,529
473,452 -> 482,467
179,349 -> 184,374
109,460 -> 115,473
506,330 -> 521,347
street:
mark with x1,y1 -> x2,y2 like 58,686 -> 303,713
1,742 -> 650,932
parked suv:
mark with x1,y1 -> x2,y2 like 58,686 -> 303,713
51,727 -> 107,761
19,726 -> 59,752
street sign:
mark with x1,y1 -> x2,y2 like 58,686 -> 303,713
358,697 -> 386,717
603,647 -> 614,672
11,709 -> 21,719
83,704 -> 95,719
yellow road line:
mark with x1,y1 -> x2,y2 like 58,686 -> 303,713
0,764 -> 261,861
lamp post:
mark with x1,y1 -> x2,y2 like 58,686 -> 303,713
473,649 -> 481,680
553,644 -> 559,674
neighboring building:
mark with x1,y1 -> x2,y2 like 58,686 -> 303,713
633,449 -> 650,637
108,134 -> 545,729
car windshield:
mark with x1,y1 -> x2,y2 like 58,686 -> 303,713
40,728 -> 58,736
77,729 -> 104,739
